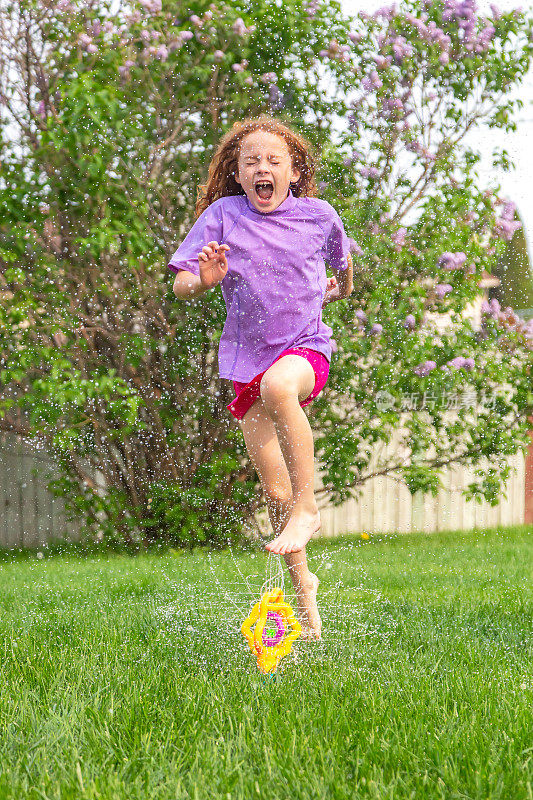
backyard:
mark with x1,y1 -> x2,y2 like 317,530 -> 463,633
1,525 -> 531,799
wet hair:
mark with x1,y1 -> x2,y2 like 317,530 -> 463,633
195,113 -> 318,218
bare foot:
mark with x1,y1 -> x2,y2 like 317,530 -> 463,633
296,573 -> 321,640
265,504 -> 321,555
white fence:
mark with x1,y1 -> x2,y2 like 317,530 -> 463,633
0,432 -> 82,549
256,419 -> 527,538
0,423 -> 527,549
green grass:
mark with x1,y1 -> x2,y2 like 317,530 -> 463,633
0,525 -> 532,800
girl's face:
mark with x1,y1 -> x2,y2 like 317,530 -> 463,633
234,130 -> 300,213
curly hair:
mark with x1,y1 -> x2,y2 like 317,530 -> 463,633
195,114 -> 318,219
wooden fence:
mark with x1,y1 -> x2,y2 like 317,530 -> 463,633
0,422 -> 530,549
0,431 -> 82,549
257,417 -> 529,538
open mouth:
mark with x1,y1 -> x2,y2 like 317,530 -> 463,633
254,181 -> 274,202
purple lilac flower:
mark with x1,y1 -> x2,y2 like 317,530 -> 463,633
213,50 -> 224,61
481,298 -> 501,319
391,227 -> 407,247
448,356 -> 474,371
501,200 -> 516,220
375,55 -> 393,69
140,0 -> 162,13
381,97 -> 404,115
476,24 -> 495,51
391,36 -> 414,63
118,59 -> 136,77
494,217 -> 522,241
348,238 -> 363,256
448,356 -> 465,369
362,70 -> 382,92
435,283 -> 453,299
437,251 -> 467,270
370,323 -> 383,336
348,112 -> 359,133
373,6 -> 396,19
361,166 -> 380,179
355,309 -> 368,324
493,202 -> 522,239
232,17 -> 247,36
404,314 -> 416,330
304,0 -> 321,17
413,360 -> 437,376
268,84 -> 285,110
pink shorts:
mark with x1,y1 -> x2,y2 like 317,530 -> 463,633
226,347 -> 330,421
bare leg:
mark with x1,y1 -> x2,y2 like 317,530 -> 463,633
239,399 -> 321,638
265,497 -> 321,640
259,355 -> 321,554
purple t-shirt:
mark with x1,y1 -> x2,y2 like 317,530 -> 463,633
168,188 -> 351,383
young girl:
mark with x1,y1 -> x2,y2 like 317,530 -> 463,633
169,115 -> 353,639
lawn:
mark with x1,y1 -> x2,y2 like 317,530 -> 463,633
0,525 -> 532,800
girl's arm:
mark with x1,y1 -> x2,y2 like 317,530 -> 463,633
334,253 -> 354,297
322,254 -> 354,307
173,241 -> 230,300
173,270 -> 210,299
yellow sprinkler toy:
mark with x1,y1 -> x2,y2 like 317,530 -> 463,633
241,587 -> 302,674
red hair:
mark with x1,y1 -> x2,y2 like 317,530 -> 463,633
195,114 -> 318,219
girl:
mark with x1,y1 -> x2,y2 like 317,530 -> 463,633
169,115 -> 353,639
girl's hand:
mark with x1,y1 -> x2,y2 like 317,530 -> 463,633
198,241 -> 230,289
322,276 -> 341,308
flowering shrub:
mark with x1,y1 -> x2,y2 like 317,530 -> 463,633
0,0 -> 532,546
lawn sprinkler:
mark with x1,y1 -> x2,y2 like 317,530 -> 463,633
241,587 -> 301,675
